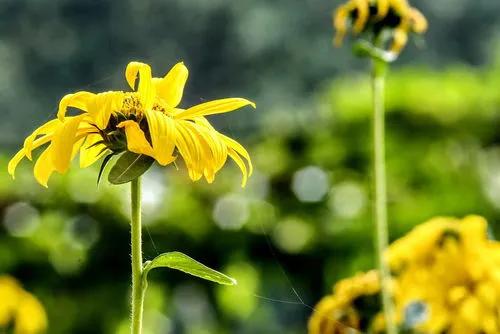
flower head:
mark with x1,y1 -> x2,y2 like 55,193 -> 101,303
333,0 -> 427,54
309,216 -> 500,334
8,62 -> 255,187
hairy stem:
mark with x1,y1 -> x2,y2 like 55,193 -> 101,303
131,177 -> 145,334
372,59 -> 397,334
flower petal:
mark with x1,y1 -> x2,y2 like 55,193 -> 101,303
376,0 -> 390,19
34,145 -> 56,188
176,98 -> 255,120
23,119 -> 61,160
87,91 -> 124,129
352,0 -> 369,34
228,148 -> 248,187
219,134 -> 252,176
175,121 -> 203,181
80,134 -> 108,168
117,120 -> 155,158
57,91 -> 95,121
144,110 -> 176,165
125,62 -> 155,111
154,62 -> 189,108
51,115 -> 85,173
9,135 -> 54,178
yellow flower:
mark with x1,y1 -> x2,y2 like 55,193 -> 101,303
308,270 -> 380,333
333,0 -> 427,54
8,61 -> 255,187
0,276 -> 47,334
310,216 -> 500,334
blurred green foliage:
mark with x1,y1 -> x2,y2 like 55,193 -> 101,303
2,55 -> 500,333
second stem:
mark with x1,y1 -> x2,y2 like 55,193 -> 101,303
372,59 -> 397,334
131,177 -> 146,334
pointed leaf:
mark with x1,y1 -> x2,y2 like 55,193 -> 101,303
143,251 -> 237,286
108,152 -> 154,184
97,153 -> 115,185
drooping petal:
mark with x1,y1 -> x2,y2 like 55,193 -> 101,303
23,119 -> 61,160
51,115 -> 85,173
144,110 -> 176,165
391,0 -> 410,16
228,148 -> 248,187
192,120 -> 228,171
175,121 -> 203,181
391,26 -> 409,53
180,121 -> 221,180
87,91 -> 124,129
57,91 -> 95,121
9,135 -> 54,178
219,134 -> 253,176
352,0 -> 369,34
125,62 -> 155,111
333,4 -> 350,46
176,98 -> 255,120
154,62 -> 189,108
8,150 -> 25,179
376,0 -> 390,19
409,7 -> 428,33
80,134 -> 108,168
117,120 -> 155,157
34,145 -> 56,188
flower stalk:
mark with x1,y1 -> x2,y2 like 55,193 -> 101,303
371,57 -> 397,334
130,177 -> 146,334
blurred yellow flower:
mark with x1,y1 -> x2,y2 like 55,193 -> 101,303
8,61 -> 255,187
308,270 -> 382,333
0,276 -> 47,334
333,0 -> 427,53
310,215 -> 500,334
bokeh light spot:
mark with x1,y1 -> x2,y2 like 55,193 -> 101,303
213,194 -> 249,230
272,217 -> 315,254
291,166 -> 329,203
329,181 -> 366,219
3,202 -> 40,237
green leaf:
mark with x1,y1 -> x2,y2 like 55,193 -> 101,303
108,152 -> 155,184
143,251 -> 237,286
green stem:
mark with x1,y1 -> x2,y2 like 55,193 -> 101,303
372,59 -> 397,334
131,177 -> 145,334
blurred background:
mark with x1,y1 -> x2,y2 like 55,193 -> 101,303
1,0 -> 500,333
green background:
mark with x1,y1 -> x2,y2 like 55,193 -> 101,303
1,0 -> 500,333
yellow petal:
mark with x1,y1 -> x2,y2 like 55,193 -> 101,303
175,121 -> 202,180
125,62 -> 155,111
176,98 -> 255,120
333,4 -> 350,46
376,0 -> 390,19
154,62 -> 189,108
80,134 -> 108,168
391,0 -> 410,16
34,145 -> 56,187
144,110 -> 176,165
23,119 -> 61,160
87,91 -> 124,129
14,291 -> 48,334
57,91 -> 95,121
409,7 -> 428,33
228,148 -> 248,187
220,134 -> 252,176
352,0 -> 369,34
8,150 -> 25,179
51,115 -> 85,173
391,26 -> 409,53
9,135 -> 54,178
117,120 -> 155,157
